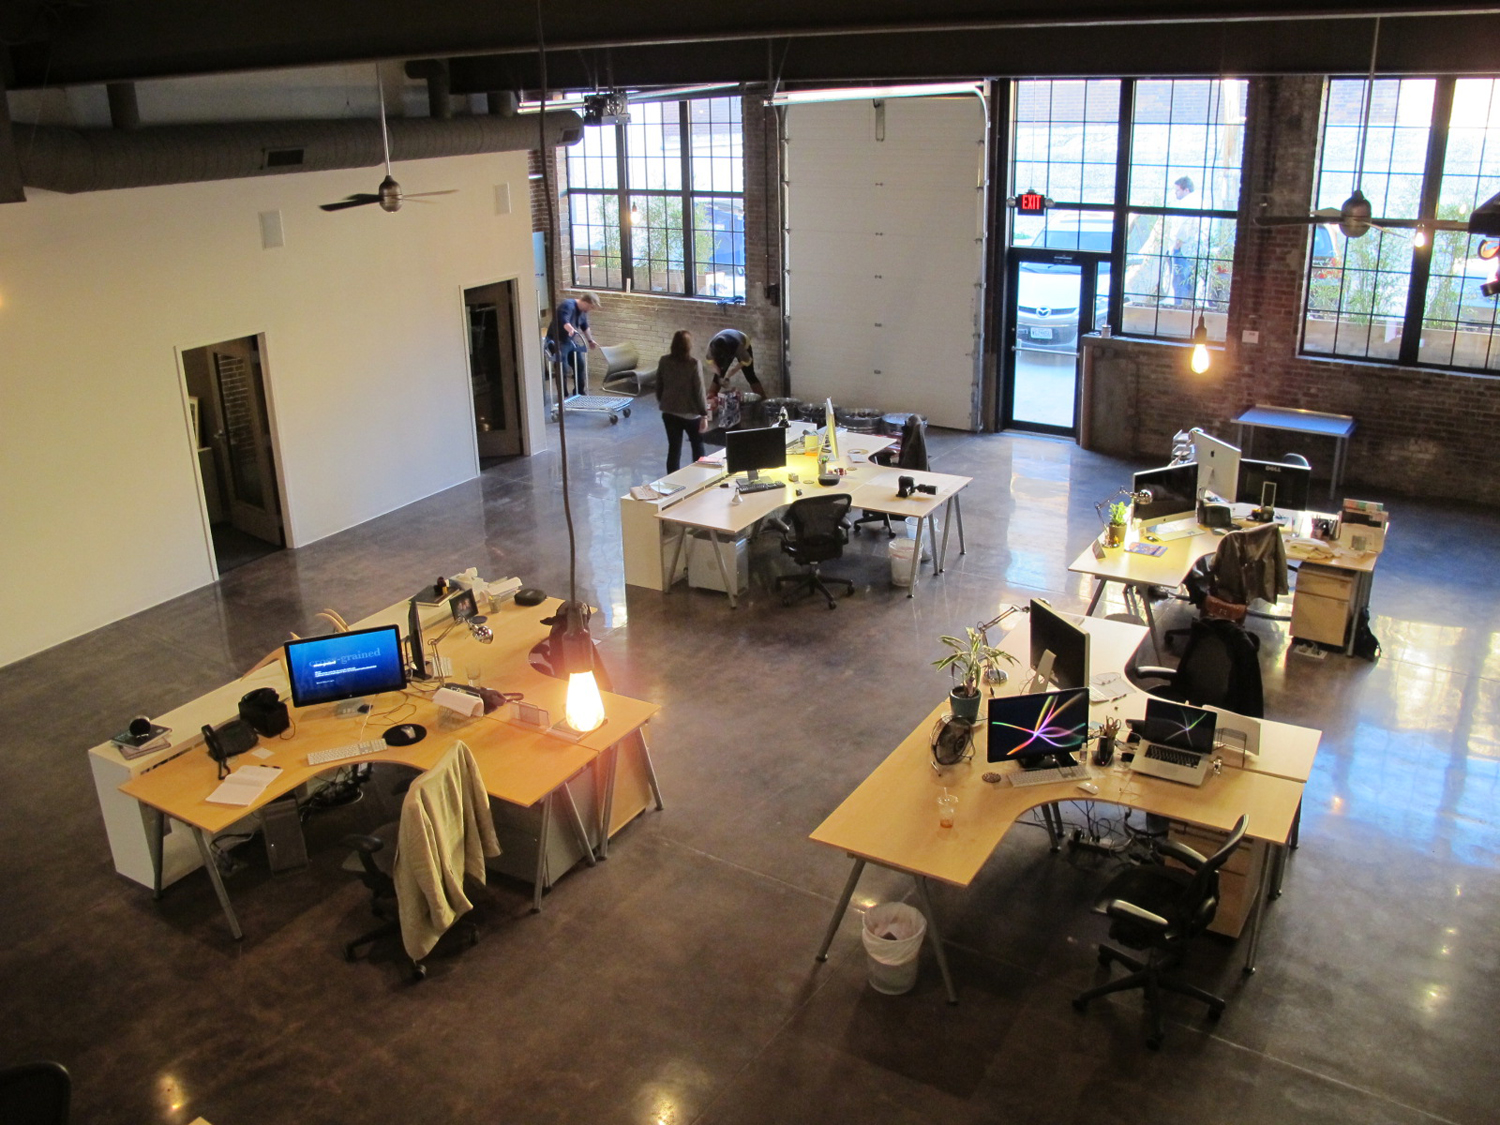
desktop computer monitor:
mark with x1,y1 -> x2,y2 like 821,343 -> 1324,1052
987,687 -> 1090,768
1028,598 -> 1090,692
1136,699 -> 1218,754
1190,429 -> 1241,501
823,398 -> 840,462
284,625 -> 407,709
1237,458 -> 1311,511
1132,463 -> 1199,522
406,598 -> 427,679
725,426 -> 787,482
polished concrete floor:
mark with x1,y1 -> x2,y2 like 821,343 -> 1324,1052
4,401 -> 1498,1125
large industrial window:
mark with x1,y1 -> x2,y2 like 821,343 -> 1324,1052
1304,76 -> 1500,371
566,96 -> 745,299
1010,78 -> 1247,342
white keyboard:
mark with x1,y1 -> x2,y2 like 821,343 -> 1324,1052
1008,763 -> 1092,787
307,739 -> 387,766
1148,517 -> 1202,541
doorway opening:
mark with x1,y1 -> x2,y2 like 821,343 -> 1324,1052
464,279 -> 525,467
181,335 -> 286,574
1000,251 -> 1109,437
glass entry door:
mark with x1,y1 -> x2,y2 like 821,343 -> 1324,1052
1001,251 -> 1106,435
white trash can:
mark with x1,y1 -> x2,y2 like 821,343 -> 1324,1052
888,538 -> 917,586
861,902 -> 926,994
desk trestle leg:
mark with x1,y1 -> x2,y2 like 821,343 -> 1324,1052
914,877 -> 958,1005
816,857 -> 867,962
532,793 -> 556,913
559,783 -> 597,869
150,808 -> 166,901
192,828 -> 244,941
1244,842 -> 1280,974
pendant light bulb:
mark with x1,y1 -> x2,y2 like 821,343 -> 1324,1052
566,670 -> 606,733
1413,225 -> 1428,249
629,203 -> 641,226
1190,315 -> 1211,374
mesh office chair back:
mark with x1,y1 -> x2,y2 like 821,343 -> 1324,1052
1162,617 -> 1265,719
785,494 -> 853,565
0,1061 -> 71,1125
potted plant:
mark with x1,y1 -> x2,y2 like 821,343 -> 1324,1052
1104,500 -> 1129,547
934,628 -> 1017,722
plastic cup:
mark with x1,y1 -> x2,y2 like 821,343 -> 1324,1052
938,790 -> 958,828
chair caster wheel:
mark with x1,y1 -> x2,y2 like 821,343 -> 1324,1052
410,963 -> 427,982
1208,1003 -> 1225,1020
826,602 -> 837,610
623,408 -> 632,418
343,947 -> 357,962
1072,998 -> 1087,1013
609,415 -> 618,424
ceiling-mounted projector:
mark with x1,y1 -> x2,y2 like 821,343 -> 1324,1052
583,91 -> 630,126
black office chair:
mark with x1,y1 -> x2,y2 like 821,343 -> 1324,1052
0,1062 -> 71,1125
774,494 -> 855,609
853,414 -> 928,536
1073,814 -> 1249,1049
1134,616 -> 1264,718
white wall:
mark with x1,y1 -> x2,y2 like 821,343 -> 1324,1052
785,97 -> 986,430
0,150 -> 547,666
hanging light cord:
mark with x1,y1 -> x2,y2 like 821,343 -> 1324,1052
1352,16 -> 1381,195
536,0 -> 580,609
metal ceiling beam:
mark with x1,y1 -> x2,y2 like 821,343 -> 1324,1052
445,15 -> 1500,91
5,1 -> 1499,89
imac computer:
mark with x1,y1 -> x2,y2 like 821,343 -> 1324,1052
822,398 -> 840,462
284,625 -> 407,711
1190,429 -> 1241,500
1132,463 -> 1199,523
1028,598 -> 1090,692
406,597 -> 428,679
1237,458 -> 1311,512
724,426 -> 787,485
987,687 -> 1090,769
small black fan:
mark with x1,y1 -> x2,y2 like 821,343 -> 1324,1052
321,75 -> 456,214
931,713 -> 976,770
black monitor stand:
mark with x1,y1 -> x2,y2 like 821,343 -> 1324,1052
1018,750 -> 1079,771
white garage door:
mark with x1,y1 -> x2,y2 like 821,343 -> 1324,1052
785,97 -> 986,431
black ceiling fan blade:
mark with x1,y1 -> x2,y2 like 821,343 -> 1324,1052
399,189 -> 459,199
319,194 -> 383,212
1255,215 -> 1322,226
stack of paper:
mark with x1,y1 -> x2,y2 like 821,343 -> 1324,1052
207,764 -> 283,806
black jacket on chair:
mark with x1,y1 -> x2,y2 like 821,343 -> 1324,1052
1135,617 -> 1264,718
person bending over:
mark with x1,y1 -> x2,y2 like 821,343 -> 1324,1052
546,292 -> 601,397
705,327 -> 765,398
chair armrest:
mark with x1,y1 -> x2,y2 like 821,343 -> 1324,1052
1154,839 -> 1207,869
1133,665 -> 1174,681
1104,899 -> 1170,930
341,833 -> 387,879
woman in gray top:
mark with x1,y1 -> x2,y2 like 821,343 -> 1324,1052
655,329 -> 709,473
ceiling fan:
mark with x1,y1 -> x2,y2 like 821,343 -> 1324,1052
320,73 -> 456,213
1256,18 -> 1464,243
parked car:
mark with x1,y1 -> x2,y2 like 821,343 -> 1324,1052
1015,216 -> 1113,350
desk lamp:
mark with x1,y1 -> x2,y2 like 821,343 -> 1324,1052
537,2 -> 605,733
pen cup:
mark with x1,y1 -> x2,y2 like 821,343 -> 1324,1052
937,790 -> 958,829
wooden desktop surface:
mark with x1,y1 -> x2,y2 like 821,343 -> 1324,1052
809,609 -> 1312,887
120,596 -> 658,834
658,452 -> 969,537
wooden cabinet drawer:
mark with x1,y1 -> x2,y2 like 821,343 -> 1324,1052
1296,563 -> 1355,599
1165,821 -> 1267,938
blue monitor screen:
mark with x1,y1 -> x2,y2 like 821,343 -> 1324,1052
987,688 -> 1090,763
284,625 -> 407,709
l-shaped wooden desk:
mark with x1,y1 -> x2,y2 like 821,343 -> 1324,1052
98,596 -> 661,938
811,614 -> 1318,1003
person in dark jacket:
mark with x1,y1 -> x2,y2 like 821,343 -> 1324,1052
655,330 -> 709,473
705,327 -> 765,397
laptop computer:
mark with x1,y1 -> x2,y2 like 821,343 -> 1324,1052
1128,700 -> 1218,787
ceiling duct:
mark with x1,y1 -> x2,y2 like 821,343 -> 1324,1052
13,110 -> 581,194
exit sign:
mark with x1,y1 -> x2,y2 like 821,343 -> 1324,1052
1017,191 -> 1048,214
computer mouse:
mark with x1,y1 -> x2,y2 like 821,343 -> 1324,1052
383,723 -> 426,747
514,587 -> 546,606
1144,534 -> 1160,544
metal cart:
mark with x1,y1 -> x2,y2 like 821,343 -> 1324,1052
545,348 -> 633,424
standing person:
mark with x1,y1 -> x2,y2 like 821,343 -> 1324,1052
546,292 -> 602,397
705,327 -> 765,398
655,330 -> 709,473
1168,176 -> 1198,307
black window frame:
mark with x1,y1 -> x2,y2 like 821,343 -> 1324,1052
565,97 -> 745,299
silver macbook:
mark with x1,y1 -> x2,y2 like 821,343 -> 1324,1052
1127,700 -> 1218,787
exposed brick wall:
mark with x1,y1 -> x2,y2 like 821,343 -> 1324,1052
1083,75 -> 1500,505
539,93 -> 785,395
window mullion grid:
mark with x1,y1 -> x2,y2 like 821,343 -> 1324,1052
1402,77 -> 1454,364
680,101 -> 696,297
1109,80 -> 1134,334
